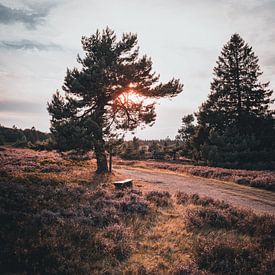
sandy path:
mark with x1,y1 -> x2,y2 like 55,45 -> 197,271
115,166 -> 275,215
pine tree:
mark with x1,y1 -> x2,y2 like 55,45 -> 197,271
176,114 -> 196,157
194,34 -> 275,167
197,33 -> 274,136
48,28 -> 183,173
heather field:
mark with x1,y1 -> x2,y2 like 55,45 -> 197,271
115,160 -> 275,192
0,147 -> 274,274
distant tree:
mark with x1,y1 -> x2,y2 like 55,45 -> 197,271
193,34 -> 275,167
23,127 -> 39,144
177,114 -> 196,142
132,137 -> 140,151
48,28 -> 183,173
176,114 -> 196,157
149,141 -> 165,160
120,139 -> 141,160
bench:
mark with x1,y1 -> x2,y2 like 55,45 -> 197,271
113,179 -> 133,189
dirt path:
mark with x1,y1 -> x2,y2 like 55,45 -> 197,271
115,166 -> 275,215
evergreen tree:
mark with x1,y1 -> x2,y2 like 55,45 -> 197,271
176,114 -> 196,158
192,34 -> 275,167
48,28 -> 183,173
197,33 -> 274,137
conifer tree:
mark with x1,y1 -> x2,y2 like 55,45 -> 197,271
192,34 -> 275,167
197,33 -> 274,136
48,28 -> 183,173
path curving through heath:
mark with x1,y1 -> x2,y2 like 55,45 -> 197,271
115,166 -> 275,215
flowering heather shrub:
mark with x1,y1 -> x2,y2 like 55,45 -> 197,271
0,148 -> 65,174
175,191 -> 189,205
250,176 -> 275,190
100,224 -> 132,261
184,197 -> 275,244
0,207 -> 109,274
146,191 -> 172,207
184,167 -> 275,191
176,192 -> 229,209
103,223 -> 132,242
88,188 -> 149,217
120,191 -> 149,215
185,207 -> 232,230
40,164 -> 65,173
193,233 -> 261,274
0,172 -> 152,273
88,206 -> 120,228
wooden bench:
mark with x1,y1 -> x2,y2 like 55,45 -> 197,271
113,179 -> 133,189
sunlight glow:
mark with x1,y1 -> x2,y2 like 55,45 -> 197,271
115,83 -> 143,105
118,90 -> 143,105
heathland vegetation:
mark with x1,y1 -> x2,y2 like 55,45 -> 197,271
0,148 -> 274,274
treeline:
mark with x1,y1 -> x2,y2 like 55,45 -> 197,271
118,137 -> 185,161
0,125 -> 52,149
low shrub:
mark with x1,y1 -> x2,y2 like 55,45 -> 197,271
0,176 -> 150,273
100,224 -> 132,261
40,164 -> 64,173
184,200 -> 275,246
146,191 -> 172,207
103,223 -> 131,242
120,191 -> 149,215
185,206 -> 231,230
193,233 -> 261,274
250,177 -> 275,191
176,192 -> 229,209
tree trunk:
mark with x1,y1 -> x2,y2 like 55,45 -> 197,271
94,139 -> 109,174
234,50 -> 242,131
109,150 -> 112,173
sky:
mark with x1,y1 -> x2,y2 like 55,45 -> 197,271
0,0 -> 275,139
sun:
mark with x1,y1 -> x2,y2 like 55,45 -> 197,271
119,91 -> 142,104
116,83 -> 143,105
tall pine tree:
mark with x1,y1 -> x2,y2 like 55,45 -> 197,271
198,33 -> 274,136
193,34 -> 275,168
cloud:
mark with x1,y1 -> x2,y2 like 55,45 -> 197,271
0,99 -> 45,114
0,1 -> 61,29
0,39 -> 62,51
0,3 -> 44,28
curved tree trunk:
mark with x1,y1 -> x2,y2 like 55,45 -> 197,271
94,139 -> 109,174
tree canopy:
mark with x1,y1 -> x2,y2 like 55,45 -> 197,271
48,27 -> 183,173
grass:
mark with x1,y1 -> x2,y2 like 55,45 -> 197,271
0,147 -> 274,274
115,159 -> 275,191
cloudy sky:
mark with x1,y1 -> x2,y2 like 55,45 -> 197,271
0,0 -> 275,139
